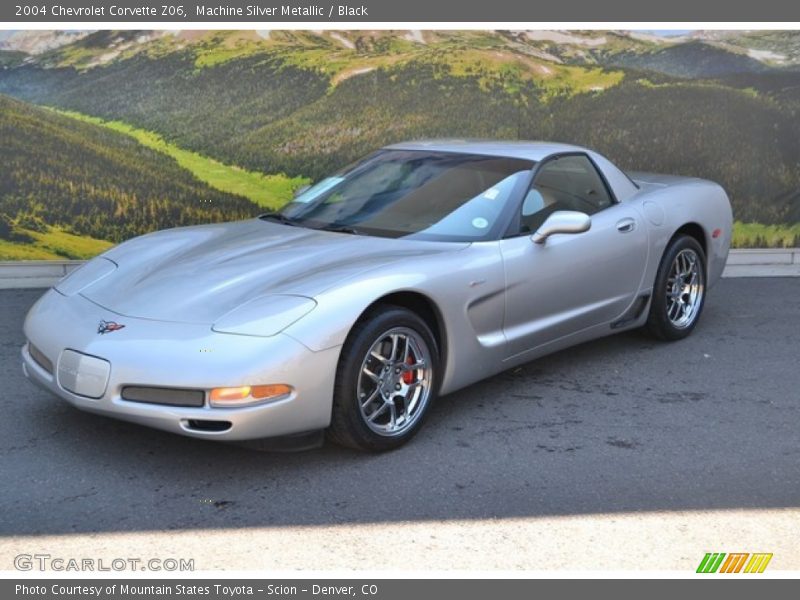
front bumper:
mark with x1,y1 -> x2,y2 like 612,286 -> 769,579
21,289 -> 341,441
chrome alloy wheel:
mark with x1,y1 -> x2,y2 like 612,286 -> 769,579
357,327 -> 433,436
666,248 -> 705,329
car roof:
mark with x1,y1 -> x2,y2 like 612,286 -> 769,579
384,139 -> 588,162
385,139 -> 641,203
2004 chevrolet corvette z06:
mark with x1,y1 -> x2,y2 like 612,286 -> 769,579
22,141 -> 732,451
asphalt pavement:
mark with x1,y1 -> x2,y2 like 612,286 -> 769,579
0,279 -> 798,571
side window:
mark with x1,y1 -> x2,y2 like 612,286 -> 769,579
520,155 -> 614,234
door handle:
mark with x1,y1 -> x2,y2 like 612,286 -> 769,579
616,218 -> 636,233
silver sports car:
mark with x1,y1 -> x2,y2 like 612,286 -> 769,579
22,141 -> 732,451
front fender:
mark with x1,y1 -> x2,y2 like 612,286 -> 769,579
282,242 -> 508,394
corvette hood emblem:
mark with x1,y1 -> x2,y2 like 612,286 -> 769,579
98,320 -> 126,335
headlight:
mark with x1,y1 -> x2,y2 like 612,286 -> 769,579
212,294 -> 317,337
55,257 -> 117,296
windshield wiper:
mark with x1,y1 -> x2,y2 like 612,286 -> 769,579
260,213 -> 363,235
317,224 -> 365,235
258,212 -> 300,226
319,225 -> 366,235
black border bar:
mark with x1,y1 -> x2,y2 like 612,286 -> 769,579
2,0 -> 800,23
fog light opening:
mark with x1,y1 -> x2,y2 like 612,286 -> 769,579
185,419 -> 232,433
209,384 -> 293,407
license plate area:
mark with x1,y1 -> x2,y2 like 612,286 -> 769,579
57,350 -> 111,399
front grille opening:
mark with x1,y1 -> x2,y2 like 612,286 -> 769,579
121,386 -> 205,407
28,343 -> 53,374
185,419 -> 232,433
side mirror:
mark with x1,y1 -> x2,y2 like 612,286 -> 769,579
532,210 -> 591,244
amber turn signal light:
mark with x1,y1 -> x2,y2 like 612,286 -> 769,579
209,384 -> 293,406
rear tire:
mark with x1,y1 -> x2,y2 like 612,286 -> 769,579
646,235 -> 707,341
327,305 -> 439,452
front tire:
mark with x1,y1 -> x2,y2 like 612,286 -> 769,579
327,305 -> 439,452
646,235 -> 707,341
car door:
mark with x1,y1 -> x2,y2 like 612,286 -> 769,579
500,153 -> 648,358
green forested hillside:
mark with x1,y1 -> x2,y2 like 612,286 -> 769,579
0,30 -> 799,251
222,68 -> 799,226
0,50 -> 26,67
57,110 -> 308,209
538,81 -> 800,224
604,41 -> 770,77
0,51 -> 330,169
0,94 -> 260,258
234,62 -> 532,178
0,32 -> 620,169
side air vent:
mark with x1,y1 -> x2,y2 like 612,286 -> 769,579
611,294 -> 651,330
121,386 -> 205,407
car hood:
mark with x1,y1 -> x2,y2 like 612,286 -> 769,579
80,219 -> 467,324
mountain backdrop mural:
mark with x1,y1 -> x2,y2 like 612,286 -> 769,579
1,29 -> 800,259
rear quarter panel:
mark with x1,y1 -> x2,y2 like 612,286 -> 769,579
628,173 -> 733,290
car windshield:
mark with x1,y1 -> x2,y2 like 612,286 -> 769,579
276,149 -> 535,241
